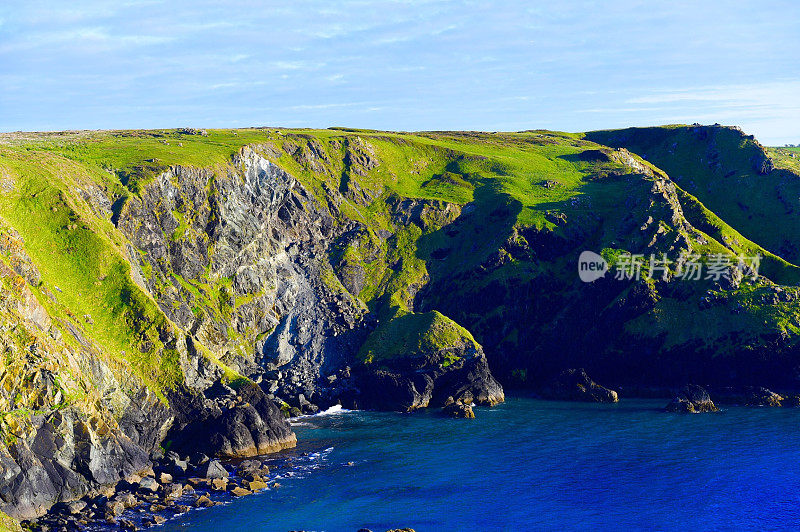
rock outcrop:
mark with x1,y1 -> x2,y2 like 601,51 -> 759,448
713,387 -> 785,407
349,312 -> 503,411
540,369 -> 619,403
664,385 -> 719,413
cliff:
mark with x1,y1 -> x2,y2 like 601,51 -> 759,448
1,124 -> 800,520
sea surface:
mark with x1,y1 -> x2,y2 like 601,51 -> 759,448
160,396 -> 800,531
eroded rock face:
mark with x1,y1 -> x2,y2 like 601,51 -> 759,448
117,147 -> 371,405
665,385 -> 719,413
166,382 -> 296,459
0,226 -> 162,519
117,147 -> 502,415
540,368 -> 619,403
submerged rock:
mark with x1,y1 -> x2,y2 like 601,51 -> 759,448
540,368 -> 619,403
664,385 -> 719,413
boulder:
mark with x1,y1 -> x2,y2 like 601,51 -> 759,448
540,368 -> 619,403
194,495 -> 214,508
246,480 -> 269,491
201,460 -> 229,480
137,477 -> 160,493
442,402 -> 475,418
162,483 -> 183,501
210,478 -> 228,491
65,501 -> 87,515
163,452 -> 188,476
104,500 -> 125,517
664,385 -> 718,413
713,386 -> 784,407
231,487 -> 252,497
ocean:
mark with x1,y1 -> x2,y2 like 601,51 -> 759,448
159,396 -> 800,531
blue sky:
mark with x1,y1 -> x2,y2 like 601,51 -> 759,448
1,0 -> 799,144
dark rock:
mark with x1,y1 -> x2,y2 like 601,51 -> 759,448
351,328 -> 504,412
713,386 -> 784,407
194,495 -> 214,508
166,382 -> 296,458
163,452 -> 188,476
442,402 -> 475,418
119,518 -> 137,531
664,385 -> 719,413
540,369 -> 619,403
65,500 -> 87,515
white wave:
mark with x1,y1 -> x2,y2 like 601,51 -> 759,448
290,404 -> 352,422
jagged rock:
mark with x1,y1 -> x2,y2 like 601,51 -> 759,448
713,387 -> 785,407
138,477 -> 160,493
194,495 -> 214,508
112,492 -> 139,509
65,501 -> 87,515
350,312 -> 503,411
167,382 -> 296,459
200,460 -> 229,480
231,487 -> 253,497
163,452 -> 188,476
104,500 -> 125,517
210,478 -> 228,491
540,369 -> 619,403
664,385 -> 719,413
442,402 -> 475,418
162,483 -> 183,501
246,480 -> 269,491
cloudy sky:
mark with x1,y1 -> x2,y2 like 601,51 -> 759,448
1,0 -> 798,144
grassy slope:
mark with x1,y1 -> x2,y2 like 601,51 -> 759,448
585,126 -> 800,265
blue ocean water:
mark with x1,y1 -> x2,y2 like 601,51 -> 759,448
160,396 -> 800,531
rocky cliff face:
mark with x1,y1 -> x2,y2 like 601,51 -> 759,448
0,225 -> 159,518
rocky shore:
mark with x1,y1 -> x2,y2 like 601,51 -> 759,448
23,450 -> 281,531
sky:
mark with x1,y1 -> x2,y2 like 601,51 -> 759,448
1,0 -> 799,144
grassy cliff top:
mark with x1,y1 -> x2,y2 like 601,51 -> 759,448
2,124 -> 799,396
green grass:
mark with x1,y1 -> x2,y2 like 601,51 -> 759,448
0,146 -> 182,399
586,126 -> 800,266
359,310 -> 477,364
